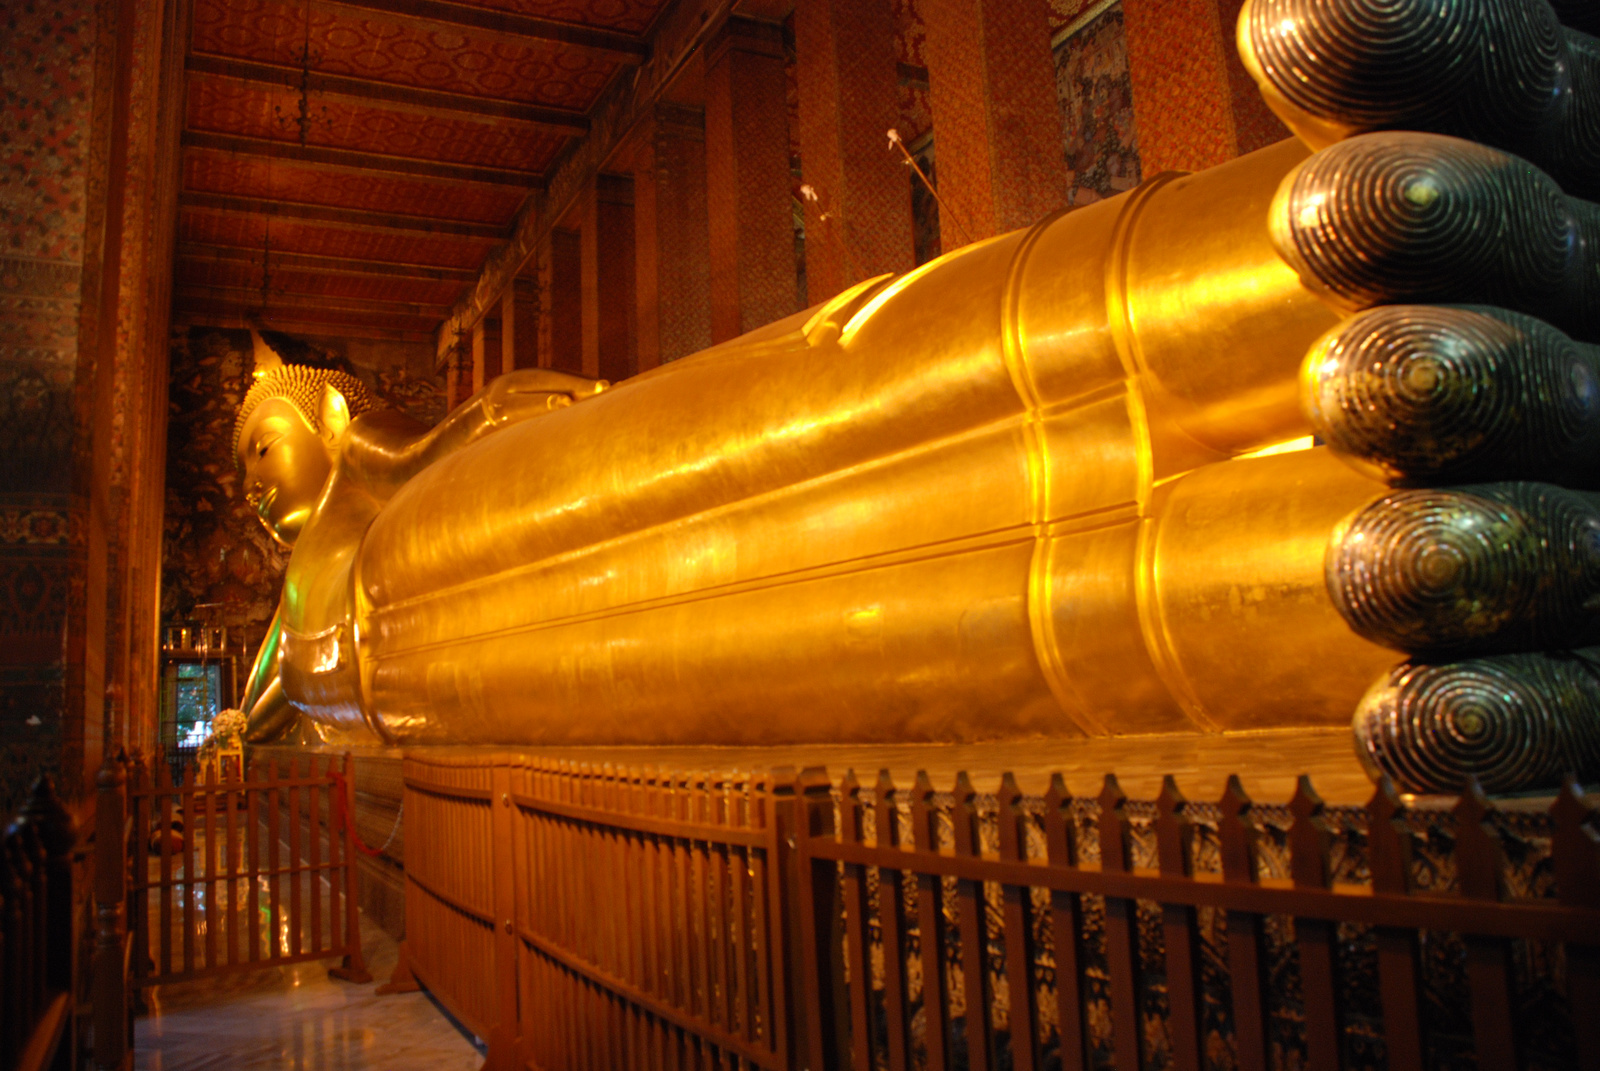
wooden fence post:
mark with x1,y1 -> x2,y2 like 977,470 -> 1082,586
1097,775 -> 1143,1071
93,752 -> 130,1071
789,766 -> 840,1071
912,770 -> 950,1071
1456,781 -> 1518,1068
837,771 -> 874,1071
1554,777 -> 1600,1071
951,773 -> 992,1071
1155,777 -> 1203,1071
996,772 -> 1039,1071
330,753 -> 371,984
1368,777 -> 1424,1071
872,770 -> 911,1071
1044,774 -> 1088,1071
484,759 -> 520,1070
1218,775 -> 1268,1071
1289,776 -> 1340,1071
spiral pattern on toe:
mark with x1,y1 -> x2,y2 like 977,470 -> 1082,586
1243,0 -> 1597,199
1273,134 -> 1595,341
1303,306 -> 1600,485
1327,483 -> 1600,654
1353,651 -> 1600,794
1243,0 -> 1478,129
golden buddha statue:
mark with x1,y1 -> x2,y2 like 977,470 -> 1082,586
235,0 -> 1600,795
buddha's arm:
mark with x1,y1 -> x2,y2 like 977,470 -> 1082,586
240,603 -> 296,742
342,370 -> 606,498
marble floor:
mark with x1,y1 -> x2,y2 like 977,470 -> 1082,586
134,916 -> 484,1071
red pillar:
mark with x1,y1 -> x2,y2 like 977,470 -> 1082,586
595,173 -> 637,382
633,103 -> 713,370
547,228 -> 584,375
501,277 -> 539,372
471,313 -> 501,392
921,0 -> 1068,246
704,15 -> 797,342
793,0 -> 914,302
578,185 -> 601,377
1122,0 -> 1287,174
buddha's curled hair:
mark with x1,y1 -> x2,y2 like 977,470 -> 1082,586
232,366 -> 375,466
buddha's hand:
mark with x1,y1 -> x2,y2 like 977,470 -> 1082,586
1242,0 -> 1600,793
481,369 -> 609,427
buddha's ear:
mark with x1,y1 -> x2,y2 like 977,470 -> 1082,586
318,384 -> 352,444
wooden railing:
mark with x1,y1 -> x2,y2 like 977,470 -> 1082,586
89,751 -> 373,1070
1,775 -> 77,1071
121,752 -> 370,987
394,754 -> 1600,1071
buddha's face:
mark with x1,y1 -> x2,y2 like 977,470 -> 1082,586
236,397 -> 334,547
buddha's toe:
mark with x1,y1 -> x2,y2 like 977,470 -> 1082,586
1303,306 -> 1600,487
1239,0 -> 1599,199
1272,133 -> 1599,342
1352,650 -> 1600,794
1327,483 -> 1600,656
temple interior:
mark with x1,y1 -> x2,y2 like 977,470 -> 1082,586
5,0 -> 1600,1067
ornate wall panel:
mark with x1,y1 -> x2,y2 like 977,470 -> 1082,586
0,0 -> 99,809
1052,1 -> 1142,205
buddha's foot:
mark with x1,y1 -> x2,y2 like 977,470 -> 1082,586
1243,0 -> 1600,794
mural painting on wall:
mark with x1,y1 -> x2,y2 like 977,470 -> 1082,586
161,327 -> 444,655
1052,0 -> 1142,206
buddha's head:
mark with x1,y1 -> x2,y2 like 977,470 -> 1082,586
233,361 -> 373,547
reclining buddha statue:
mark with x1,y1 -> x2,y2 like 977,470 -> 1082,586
233,0 -> 1600,795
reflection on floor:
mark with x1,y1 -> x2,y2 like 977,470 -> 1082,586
134,916 -> 483,1071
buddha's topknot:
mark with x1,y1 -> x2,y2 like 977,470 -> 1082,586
233,366 -> 375,465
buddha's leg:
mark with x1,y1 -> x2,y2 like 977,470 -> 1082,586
353,0 -> 1599,792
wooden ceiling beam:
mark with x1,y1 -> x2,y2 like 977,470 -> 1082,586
175,285 -> 454,317
326,0 -> 648,63
174,309 -> 439,343
180,130 -> 542,187
177,243 -> 480,282
179,191 -> 509,239
175,288 -> 451,326
186,54 -> 591,133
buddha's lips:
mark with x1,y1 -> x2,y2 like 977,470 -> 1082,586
257,488 -> 277,519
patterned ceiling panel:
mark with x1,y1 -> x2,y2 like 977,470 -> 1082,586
187,72 -> 570,171
182,149 -> 528,223
179,207 -> 496,268
432,0 -> 666,36
174,258 -> 466,306
192,0 -> 621,109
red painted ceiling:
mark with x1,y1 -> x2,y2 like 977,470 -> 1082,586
174,0 -> 660,342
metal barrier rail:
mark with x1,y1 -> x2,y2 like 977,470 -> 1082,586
392,755 -> 1600,1071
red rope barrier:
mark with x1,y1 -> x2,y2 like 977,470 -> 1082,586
328,769 -> 387,857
